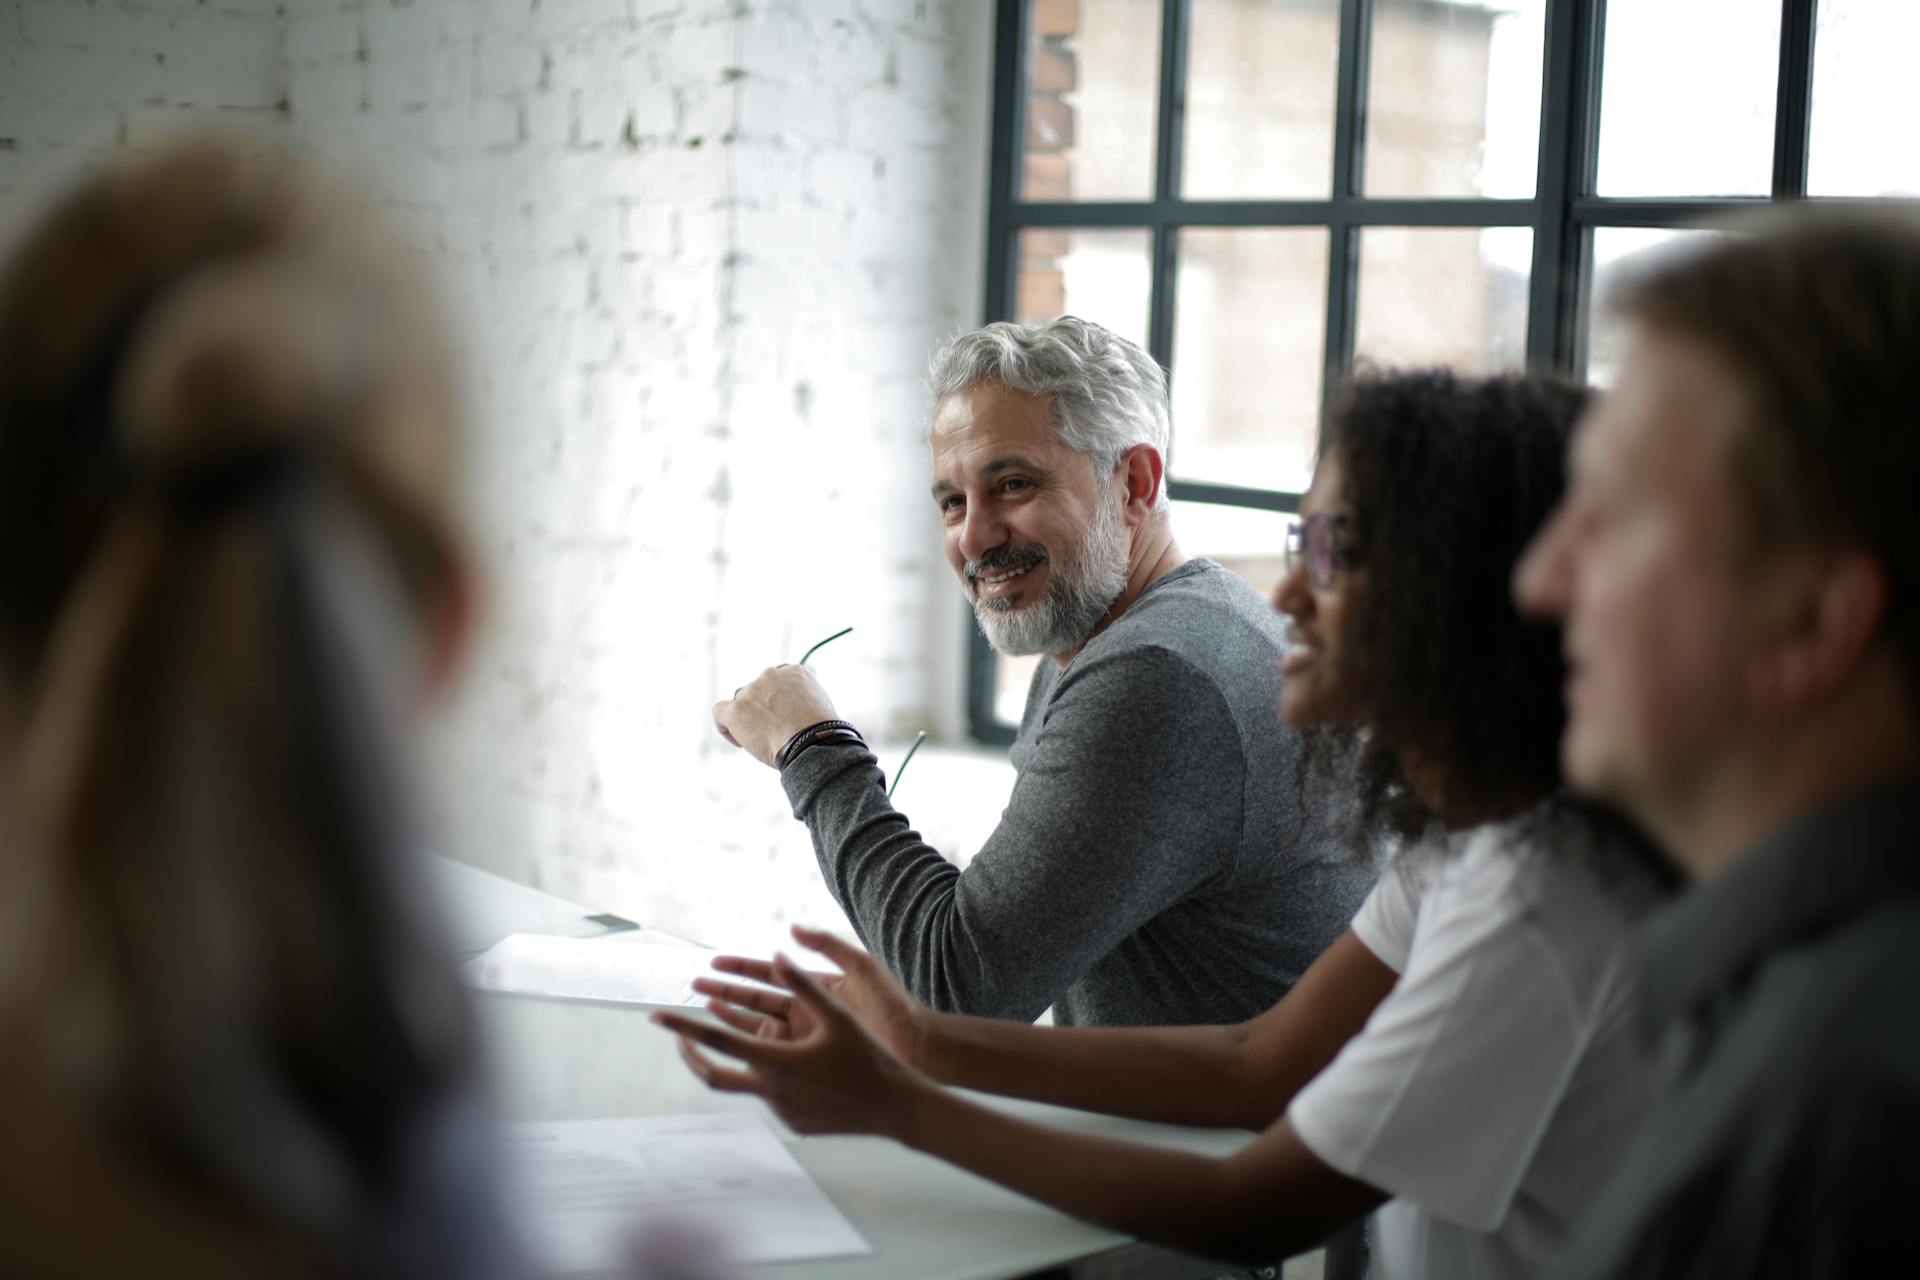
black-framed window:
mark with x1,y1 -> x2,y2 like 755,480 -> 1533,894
970,0 -> 1914,745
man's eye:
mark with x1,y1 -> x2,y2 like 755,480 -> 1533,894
999,478 -> 1029,494
939,495 -> 964,514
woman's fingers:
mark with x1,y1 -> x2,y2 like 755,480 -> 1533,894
675,1036 -> 761,1095
712,955 -> 837,995
711,954 -> 778,985
692,975 -> 794,1019
650,1011 -> 789,1066
790,925 -> 867,974
704,999 -> 774,1039
772,953 -> 853,1029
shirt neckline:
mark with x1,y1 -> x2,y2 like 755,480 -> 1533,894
1076,557 -> 1217,649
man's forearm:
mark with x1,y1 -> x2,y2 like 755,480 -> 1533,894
917,1013 -> 1281,1130
780,646 -> 1251,1023
784,743 -> 1053,1019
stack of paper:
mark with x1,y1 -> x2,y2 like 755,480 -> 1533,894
464,933 -> 726,1007
507,1113 -> 871,1272
464,932 -> 806,1009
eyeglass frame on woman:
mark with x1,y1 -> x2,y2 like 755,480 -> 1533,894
1284,513 -> 1358,590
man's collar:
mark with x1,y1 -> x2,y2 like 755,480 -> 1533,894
1054,557 -> 1214,663
1638,775 -> 1920,1030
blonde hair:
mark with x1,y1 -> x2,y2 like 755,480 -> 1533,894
0,141 -> 482,1270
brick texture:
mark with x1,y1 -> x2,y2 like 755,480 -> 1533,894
0,0 -> 1004,957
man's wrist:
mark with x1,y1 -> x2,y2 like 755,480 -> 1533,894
774,719 -> 865,770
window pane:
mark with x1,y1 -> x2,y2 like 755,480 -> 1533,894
1808,0 -> 1920,197
994,652 -> 1046,727
1363,0 -> 1545,198
1595,0 -> 1779,197
1172,500 -> 1294,603
1015,228 -> 1153,351
1020,0 -> 1160,201
1584,227 -> 1725,386
1182,0 -> 1338,199
1354,227 -> 1531,373
1171,228 -> 1329,494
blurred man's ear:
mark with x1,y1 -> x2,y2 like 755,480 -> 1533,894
1750,546 -> 1888,710
1117,443 -> 1164,524
422,549 -> 481,706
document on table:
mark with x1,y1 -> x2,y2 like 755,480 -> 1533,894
506,1112 -> 871,1272
463,932 -> 797,1007
464,933 -> 725,1006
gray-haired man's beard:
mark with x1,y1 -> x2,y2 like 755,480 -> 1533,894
967,497 -> 1131,657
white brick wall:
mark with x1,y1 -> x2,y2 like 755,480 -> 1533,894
2,0 -> 1003,956
0,0 -> 288,244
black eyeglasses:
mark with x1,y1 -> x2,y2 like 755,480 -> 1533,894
1284,514 -> 1358,590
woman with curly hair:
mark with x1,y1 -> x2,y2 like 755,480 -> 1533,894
657,370 -> 1673,1280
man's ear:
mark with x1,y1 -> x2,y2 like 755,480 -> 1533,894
1750,546 -> 1888,710
1117,443 -> 1164,524
422,547 -> 482,708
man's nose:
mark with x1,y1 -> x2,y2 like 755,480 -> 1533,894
1513,508 -> 1571,619
1272,556 -> 1311,618
957,502 -> 1009,564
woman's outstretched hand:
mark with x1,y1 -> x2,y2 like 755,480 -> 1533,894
651,947 -> 931,1139
690,925 -> 932,1069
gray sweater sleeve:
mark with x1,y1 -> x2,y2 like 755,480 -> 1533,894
780,644 -> 1245,1020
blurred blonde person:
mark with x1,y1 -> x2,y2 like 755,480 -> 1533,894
0,142 -> 504,1277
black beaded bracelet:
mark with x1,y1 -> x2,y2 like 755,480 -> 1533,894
775,719 -> 865,770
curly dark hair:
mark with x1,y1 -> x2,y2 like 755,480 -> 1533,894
1303,368 -> 1587,842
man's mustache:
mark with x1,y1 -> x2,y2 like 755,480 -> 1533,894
965,546 -> 1048,580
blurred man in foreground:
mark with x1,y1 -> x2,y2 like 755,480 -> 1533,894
1516,209 -> 1920,1276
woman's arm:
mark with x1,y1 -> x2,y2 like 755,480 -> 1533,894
701,925 -> 1396,1131
657,956 -> 1389,1265
923,930 -> 1395,1129
902,1082 -> 1387,1265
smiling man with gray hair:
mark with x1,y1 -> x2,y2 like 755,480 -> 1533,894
715,316 -> 1370,1028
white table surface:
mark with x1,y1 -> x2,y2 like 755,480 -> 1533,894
430,855 -> 638,958
473,988 -> 1256,1280
433,858 -> 1258,1280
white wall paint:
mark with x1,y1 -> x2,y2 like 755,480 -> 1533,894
0,0 -> 1005,956
0,0 -> 286,244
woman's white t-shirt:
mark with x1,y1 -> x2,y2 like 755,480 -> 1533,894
1287,821 -> 1657,1280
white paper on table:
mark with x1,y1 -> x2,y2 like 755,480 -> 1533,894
464,933 -> 725,1006
463,932 -> 812,1008
506,1112 -> 871,1273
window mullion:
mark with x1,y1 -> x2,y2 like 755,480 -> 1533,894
1527,0 -> 1602,372
982,0 -> 1025,326
1167,479 -> 1301,514
1151,0 -> 1190,211
1319,0 -> 1373,445
1772,0 -> 1818,199
970,0 -> 1030,747
1146,0 -> 1190,376
1330,0 -> 1373,203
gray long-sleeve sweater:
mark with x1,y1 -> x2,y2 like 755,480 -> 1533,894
780,559 -> 1375,1027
